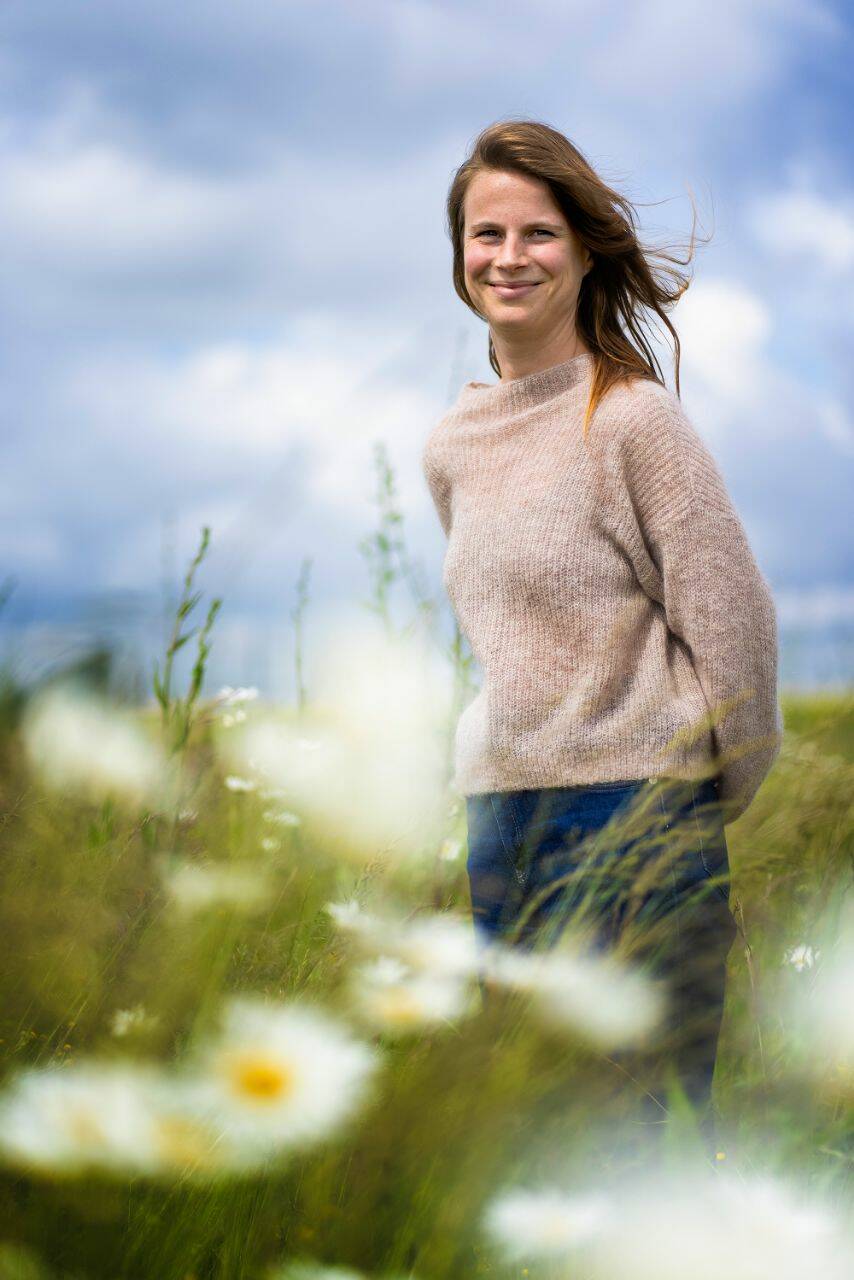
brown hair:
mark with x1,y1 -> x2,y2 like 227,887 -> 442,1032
446,117 -> 710,438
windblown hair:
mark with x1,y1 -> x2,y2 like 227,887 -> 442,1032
446,117 -> 710,438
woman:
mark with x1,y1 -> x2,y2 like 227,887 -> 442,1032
421,120 -> 783,1147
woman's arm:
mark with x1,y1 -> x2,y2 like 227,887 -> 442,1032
607,387 -> 784,824
647,501 -> 783,823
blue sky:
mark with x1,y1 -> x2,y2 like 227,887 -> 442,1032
2,0 -> 853,692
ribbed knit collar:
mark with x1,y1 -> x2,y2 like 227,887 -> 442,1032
456,350 -> 593,418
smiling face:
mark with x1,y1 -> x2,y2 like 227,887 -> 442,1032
462,169 -> 593,367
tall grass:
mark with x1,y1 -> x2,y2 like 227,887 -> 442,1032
0,490 -> 852,1280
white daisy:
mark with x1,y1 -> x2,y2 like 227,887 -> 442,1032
587,1164 -> 853,1280
186,996 -> 381,1155
216,615 -> 453,863
215,686 -> 259,707
157,856 -> 272,914
110,1004 -> 160,1038
0,1061 -> 167,1176
483,1186 -> 611,1260
783,943 -> 820,970
482,942 -> 668,1050
387,913 -> 480,981
20,683 -> 172,809
263,808 -> 302,827
224,774 -> 257,792
347,956 -> 472,1035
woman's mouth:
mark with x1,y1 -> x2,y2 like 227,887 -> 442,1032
490,283 -> 540,299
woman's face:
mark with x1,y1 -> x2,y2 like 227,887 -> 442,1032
462,169 -> 592,341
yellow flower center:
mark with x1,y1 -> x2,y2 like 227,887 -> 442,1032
67,1107 -> 108,1149
228,1053 -> 295,1103
375,988 -> 424,1025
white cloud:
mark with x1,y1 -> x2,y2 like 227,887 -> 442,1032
745,187 -> 854,273
62,318 -> 441,518
675,277 -> 773,408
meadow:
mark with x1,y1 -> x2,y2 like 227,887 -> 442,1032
0,519 -> 852,1280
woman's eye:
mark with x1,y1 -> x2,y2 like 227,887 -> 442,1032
477,229 -> 553,238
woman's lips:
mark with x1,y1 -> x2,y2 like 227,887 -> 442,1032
490,283 -> 540,298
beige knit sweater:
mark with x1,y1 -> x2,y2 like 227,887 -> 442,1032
421,351 -> 783,824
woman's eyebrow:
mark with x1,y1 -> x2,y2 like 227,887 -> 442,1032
469,219 -> 564,231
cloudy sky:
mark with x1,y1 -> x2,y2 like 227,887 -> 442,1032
2,0 -> 853,694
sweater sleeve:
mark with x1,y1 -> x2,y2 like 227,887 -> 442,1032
648,504 -> 783,823
422,448 -> 452,538
611,392 -> 784,824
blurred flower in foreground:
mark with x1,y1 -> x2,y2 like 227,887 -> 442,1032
110,1004 -> 161,1038
0,1061 -> 179,1177
21,682 -> 174,809
483,1186 -> 611,1261
346,955 -> 474,1035
325,902 -> 480,981
439,836 -> 463,862
0,998 -> 382,1181
214,686 -> 260,725
263,808 -> 302,827
783,943 -> 820,970
481,942 -> 667,1051
325,900 -> 666,1050
581,1163 -> 853,1280
157,855 -> 274,914
216,685 -> 260,706
780,899 -> 854,1098
217,613 -> 453,862
0,1059 -> 260,1181
224,774 -> 257,792
185,996 -> 381,1155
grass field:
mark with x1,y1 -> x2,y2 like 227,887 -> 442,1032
0,536 -> 851,1279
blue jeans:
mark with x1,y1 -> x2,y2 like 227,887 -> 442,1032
465,776 -> 738,1139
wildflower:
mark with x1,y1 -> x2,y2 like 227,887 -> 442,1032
261,836 -> 282,853
222,710 -> 248,728
325,903 -> 479,984
483,1187 -> 611,1260
186,996 -> 381,1155
21,683 -> 172,809
224,774 -> 257,792
157,856 -> 272,914
584,1164 -> 854,1280
439,836 -> 463,862
787,940 -> 854,1093
347,956 -> 473,1035
0,1061 -> 169,1177
215,686 -> 260,707
263,808 -> 302,827
110,1004 -> 160,1037
387,912 -> 479,980
325,898 -> 369,930
783,943 -> 820,970
482,942 -> 667,1050
216,615 -> 452,863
